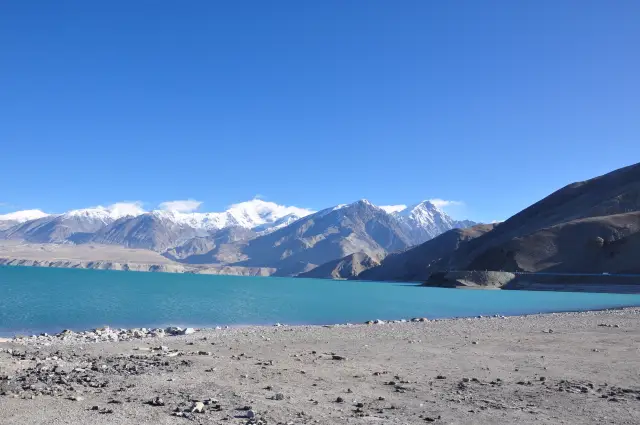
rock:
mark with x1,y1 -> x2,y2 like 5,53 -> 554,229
332,355 -> 347,361
191,401 -> 205,413
246,409 -> 256,418
149,397 -> 165,406
165,327 -> 183,335
436,375 -> 446,379
69,396 -> 84,401
91,405 -> 100,411
355,402 -> 364,408
198,351 -> 212,356
336,397 -> 344,403
182,328 -> 196,335
274,393 -> 285,400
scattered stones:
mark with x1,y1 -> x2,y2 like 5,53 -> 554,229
11,325 -> 198,344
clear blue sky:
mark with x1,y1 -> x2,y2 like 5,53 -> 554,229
1,1 -> 639,223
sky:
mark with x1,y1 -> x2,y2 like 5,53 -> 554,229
1,1 -> 639,223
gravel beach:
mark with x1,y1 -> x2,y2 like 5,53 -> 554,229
1,309 -> 640,425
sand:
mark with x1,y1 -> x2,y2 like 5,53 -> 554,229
1,308 -> 640,424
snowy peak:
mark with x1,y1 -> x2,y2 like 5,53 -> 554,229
147,199 -> 314,232
0,209 -> 50,223
380,204 -> 408,214
65,203 -> 146,223
224,199 -> 313,228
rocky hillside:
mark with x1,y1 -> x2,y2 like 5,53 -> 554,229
353,162 -> 640,283
355,224 -> 497,282
297,252 -> 383,280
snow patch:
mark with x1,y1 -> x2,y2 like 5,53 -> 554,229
0,209 -> 50,223
380,205 -> 407,214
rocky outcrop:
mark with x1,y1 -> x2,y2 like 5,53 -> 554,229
297,252 -> 382,280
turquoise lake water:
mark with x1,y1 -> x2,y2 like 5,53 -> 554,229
2,265 -> 640,336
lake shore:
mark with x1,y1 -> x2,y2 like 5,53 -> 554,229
2,308 -> 640,424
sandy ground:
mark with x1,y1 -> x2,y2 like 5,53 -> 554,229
1,309 -> 640,425
0,241 -> 178,264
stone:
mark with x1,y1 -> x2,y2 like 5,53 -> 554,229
332,355 -> 347,361
336,397 -> 344,403
182,328 -> 196,335
274,393 -> 285,400
191,401 -> 205,413
246,409 -> 256,419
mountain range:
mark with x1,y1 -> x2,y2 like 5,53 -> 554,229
0,198 -> 475,276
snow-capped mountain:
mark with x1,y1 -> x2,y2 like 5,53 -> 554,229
0,209 -> 50,223
0,209 -> 50,230
0,200 -> 313,245
65,203 -> 146,223
396,201 -> 456,238
0,198 -> 475,273
1,204 -> 146,243
150,200 -> 313,232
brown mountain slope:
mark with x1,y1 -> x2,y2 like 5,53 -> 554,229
448,162 -> 640,271
357,162 -> 640,283
297,252 -> 383,280
355,224 -> 497,282
469,211 -> 640,274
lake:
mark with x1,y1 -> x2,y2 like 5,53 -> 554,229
2,265 -> 640,336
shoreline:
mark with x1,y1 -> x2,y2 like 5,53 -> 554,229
5,305 -> 640,343
2,307 -> 639,424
